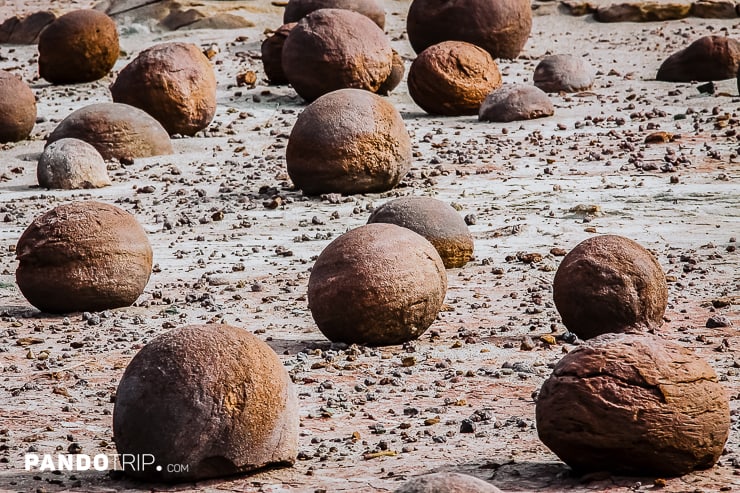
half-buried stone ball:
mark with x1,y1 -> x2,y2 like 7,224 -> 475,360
281,8 -> 392,102
479,83 -> 554,122
113,324 -> 298,482
110,42 -> 217,136
15,201 -> 152,314
261,23 -> 296,85
533,54 -> 595,93
0,70 -> 36,143
408,41 -> 502,116
38,9 -> 119,84
395,472 -> 503,493
286,88 -> 411,195
553,235 -> 667,340
283,0 -> 385,28
536,332 -> 730,476
308,223 -> 447,346
37,138 -> 111,189
368,196 -> 474,268
657,36 -> 740,82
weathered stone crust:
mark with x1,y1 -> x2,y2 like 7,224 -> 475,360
533,54 -> 595,93
113,324 -> 299,482
0,70 -> 36,143
368,196 -> 474,268
15,201 -> 152,314
37,138 -> 111,189
553,235 -> 668,339
308,223 -> 447,346
283,0 -> 386,28
536,333 -> 730,476
286,88 -> 412,195
394,472 -> 504,493
478,83 -> 554,122
657,36 -> 740,82
261,23 -> 297,85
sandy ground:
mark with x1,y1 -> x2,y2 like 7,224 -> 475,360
0,0 -> 739,492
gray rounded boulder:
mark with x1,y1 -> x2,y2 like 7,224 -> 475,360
37,138 -> 111,189
395,472 -> 503,493
533,54 -> 595,93
479,83 -> 554,122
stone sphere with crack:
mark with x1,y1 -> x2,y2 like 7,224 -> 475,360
37,138 -> 111,189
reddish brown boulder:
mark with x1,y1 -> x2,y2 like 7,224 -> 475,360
395,472 -> 503,493
37,138 -> 111,189
110,42 -> 217,136
536,333 -> 730,476
478,83 -> 554,122
113,324 -> 298,482
261,23 -> 297,85
0,11 -> 56,44
533,54 -> 595,93
281,8 -> 392,102
657,36 -> 740,82
553,235 -> 667,339
286,88 -> 411,195
377,49 -> 405,95
15,201 -> 152,314
283,0 -> 386,28
38,10 -> 119,84
368,196 -> 474,268
406,0 -> 531,59
0,70 -> 36,143
308,223 -> 447,346
46,102 -> 173,162
408,41 -> 502,116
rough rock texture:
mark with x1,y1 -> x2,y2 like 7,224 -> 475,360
691,0 -> 737,18
0,11 -> 56,44
283,0 -> 386,28
395,472 -> 503,493
536,333 -> 730,476
15,201 -> 152,314
377,49 -> 405,95
38,10 -> 119,84
286,88 -> 412,195
46,102 -> 173,162
657,36 -> 740,82
408,41 -> 502,116
37,138 -> 111,190
113,324 -> 298,482
595,1 -> 692,21
161,8 -> 254,30
261,23 -> 297,85
308,223 -> 447,346
367,196 -> 474,268
0,70 -> 36,143
406,0 -> 532,59
552,235 -> 668,339
478,83 -> 554,122
533,54 -> 596,93
95,0 -> 256,31
281,8 -> 392,102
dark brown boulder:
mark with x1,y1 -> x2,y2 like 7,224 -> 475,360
533,54 -> 595,93
0,11 -> 56,44
46,102 -> 173,161
553,235 -> 668,340
0,70 -> 36,143
657,36 -> 740,82
406,0 -> 531,59
308,223 -> 447,346
377,49 -> 405,95
536,333 -> 730,476
38,10 -> 119,84
478,83 -> 554,122
408,41 -> 502,116
283,0 -> 385,28
261,23 -> 297,85
110,42 -> 217,136
15,201 -> 152,314
395,472 -> 503,493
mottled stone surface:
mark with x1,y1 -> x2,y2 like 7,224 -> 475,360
0,70 -> 35,143
37,138 -> 111,190
533,54 -> 596,92
479,83 -> 554,122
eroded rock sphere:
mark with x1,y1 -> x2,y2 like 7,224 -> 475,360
283,0 -> 385,28
0,70 -> 36,142
261,23 -> 296,85
377,49 -> 405,95
657,36 -> 740,82
37,138 -> 111,189
533,54 -> 595,93
395,472 -> 503,493
479,83 -> 554,122
15,201 -> 152,314
308,223 -> 447,346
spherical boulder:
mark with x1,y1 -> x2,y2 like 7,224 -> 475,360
286,88 -> 411,195
553,235 -> 667,340
367,196 -> 474,268
37,138 -> 111,189
406,0 -> 531,59
261,23 -> 297,85
533,54 -> 595,93
657,36 -> 740,82
283,0 -> 385,28
110,42 -> 217,136
308,223 -> 447,346
536,332 -> 730,476
15,201 -> 152,314
377,49 -> 405,95
0,70 -> 36,143
46,102 -> 173,161
478,83 -> 554,122
281,8 -> 392,102
113,324 -> 298,482
38,9 -> 119,84
408,41 -> 502,116
395,472 -> 503,493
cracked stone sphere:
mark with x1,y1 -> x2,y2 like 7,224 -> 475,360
536,332 -> 730,476
657,36 -> 740,82
38,9 -> 118,84
478,83 -> 554,122
113,324 -> 299,482
37,138 -> 111,189
408,41 -> 502,116
286,88 -> 411,195
110,42 -> 217,136
367,196 -> 474,268
406,0 -> 531,59
0,70 -> 36,142
308,223 -> 447,346
283,0 -> 385,28
15,201 -> 152,314
533,54 -> 596,93
394,472 -> 504,493
553,235 -> 668,339
261,23 -> 297,85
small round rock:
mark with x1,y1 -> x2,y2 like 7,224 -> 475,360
283,0 -> 385,28
38,9 -> 119,84
261,23 -> 297,85
367,196 -> 474,268
114,324 -> 298,482
533,54 -> 595,93
536,332 -> 730,476
479,83 -> 554,122
0,70 -> 36,142
553,235 -> 668,339
394,472 -> 503,493
308,223 -> 447,346
37,138 -> 111,189
286,88 -> 411,195
408,41 -> 502,116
